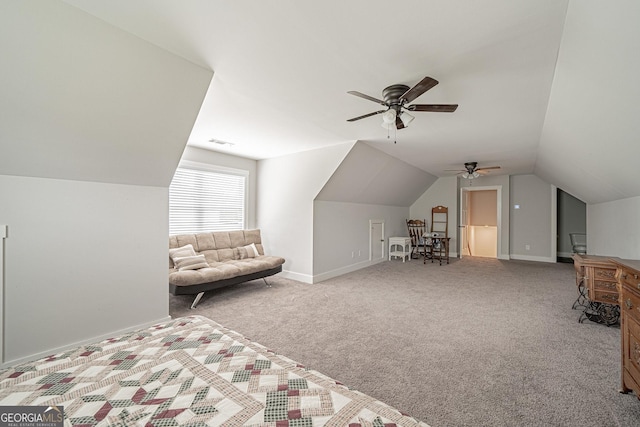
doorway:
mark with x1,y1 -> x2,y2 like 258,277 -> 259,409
556,188 -> 586,262
460,187 -> 500,258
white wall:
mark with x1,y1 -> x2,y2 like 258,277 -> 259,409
588,196 -> 640,259
509,175 -> 555,262
313,201 -> 408,281
316,142 -> 438,206
257,143 -> 354,283
410,176 -> 459,257
0,1 -> 212,188
0,1 -> 211,366
0,175 -> 169,365
536,0 -> 640,204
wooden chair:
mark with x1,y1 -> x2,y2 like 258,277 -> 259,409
427,206 -> 450,265
406,219 -> 428,259
431,206 -> 448,237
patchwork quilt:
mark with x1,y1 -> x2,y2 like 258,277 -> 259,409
0,315 -> 429,426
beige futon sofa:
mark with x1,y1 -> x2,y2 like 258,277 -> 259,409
169,229 -> 285,308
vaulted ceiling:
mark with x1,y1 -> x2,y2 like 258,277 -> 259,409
60,0 -> 640,204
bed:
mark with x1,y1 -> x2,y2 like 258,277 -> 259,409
0,315 -> 429,426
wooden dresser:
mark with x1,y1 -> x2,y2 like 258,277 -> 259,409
614,259 -> 640,398
572,254 -> 620,324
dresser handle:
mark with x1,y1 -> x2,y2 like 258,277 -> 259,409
635,274 -> 639,280
626,299 -> 633,310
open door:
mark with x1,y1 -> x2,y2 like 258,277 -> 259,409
460,187 -> 500,258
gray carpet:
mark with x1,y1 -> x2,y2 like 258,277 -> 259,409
170,257 -> 640,426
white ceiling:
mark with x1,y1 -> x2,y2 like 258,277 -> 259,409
60,1 -> 640,205
62,0 -> 567,176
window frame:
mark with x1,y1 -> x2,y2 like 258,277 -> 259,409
169,160 -> 249,235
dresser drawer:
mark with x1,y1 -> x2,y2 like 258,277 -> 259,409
594,279 -> 618,292
621,287 -> 640,324
620,270 -> 640,293
624,315 -> 640,380
594,290 -> 619,305
594,267 -> 617,281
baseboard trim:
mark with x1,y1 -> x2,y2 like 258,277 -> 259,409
312,258 -> 386,284
279,270 -> 313,284
510,254 -> 556,263
1,316 -> 172,369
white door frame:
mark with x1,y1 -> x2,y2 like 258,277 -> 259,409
459,186 -> 501,259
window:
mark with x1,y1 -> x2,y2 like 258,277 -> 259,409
169,162 -> 247,235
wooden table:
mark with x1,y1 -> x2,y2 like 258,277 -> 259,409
423,234 -> 450,265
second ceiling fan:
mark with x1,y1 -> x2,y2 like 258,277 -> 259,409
347,76 -> 458,130
447,162 -> 501,179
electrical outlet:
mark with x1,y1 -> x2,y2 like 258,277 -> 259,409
351,251 -> 355,258
525,244 -> 530,251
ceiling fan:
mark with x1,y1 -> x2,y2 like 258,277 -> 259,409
446,162 -> 501,179
346,76 -> 458,130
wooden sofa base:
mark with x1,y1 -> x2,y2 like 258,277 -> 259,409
170,265 -> 283,309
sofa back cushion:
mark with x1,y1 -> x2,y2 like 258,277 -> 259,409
169,229 -> 265,268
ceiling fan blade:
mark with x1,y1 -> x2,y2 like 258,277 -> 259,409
408,104 -> 458,113
400,76 -> 439,103
444,169 -> 465,172
346,110 -> 386,122
476,166 -> 501,171
396,116 -> 405,130
347,91 -> 386,105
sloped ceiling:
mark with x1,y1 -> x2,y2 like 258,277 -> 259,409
35,1 -> 640,204
59,1 -> 566,179
536,0 -> 640,204
0,1 -> 212,187
316,142 -> 438,207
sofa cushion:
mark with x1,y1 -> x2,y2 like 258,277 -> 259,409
237,243 -> 258,259
212,232 -> 232,249
216,248 -> 235,262
169,244 -> 196,260
173,254 -> 209,271
169,244 -> 197,268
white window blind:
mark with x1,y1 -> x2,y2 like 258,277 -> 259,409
169,164 -> 246,235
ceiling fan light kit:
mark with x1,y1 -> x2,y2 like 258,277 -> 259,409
399,111 -> 414,126
381,109 -> 397,124
347,75 -> 458,132
446,162 -> 501,180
